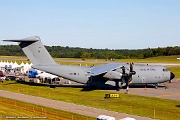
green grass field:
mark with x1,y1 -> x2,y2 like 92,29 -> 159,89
0,80 -> 179,120
114,55 -> 180,63
1,55 -> 180,65
0,96 -> 94,120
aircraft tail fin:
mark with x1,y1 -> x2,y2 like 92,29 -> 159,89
3,36 -> 56,65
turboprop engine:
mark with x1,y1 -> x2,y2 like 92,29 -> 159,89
103,62 -> 136,92
103,71 -> 122,80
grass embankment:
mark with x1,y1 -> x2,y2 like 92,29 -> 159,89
1,55 -> 180,64
0,96 -> 94,120
0,81 -> 180,120
114,55 -> 180,63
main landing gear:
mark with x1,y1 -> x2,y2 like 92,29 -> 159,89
154,83 -> 168,89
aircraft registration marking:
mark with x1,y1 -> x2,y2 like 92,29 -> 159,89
140,69 -> 156,71
69,73 -> 79,75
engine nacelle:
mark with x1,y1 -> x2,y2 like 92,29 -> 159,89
103,71 -> 122,80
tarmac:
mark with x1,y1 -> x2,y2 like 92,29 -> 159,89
112,79 -> 180,101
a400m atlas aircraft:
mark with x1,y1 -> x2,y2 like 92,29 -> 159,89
3,36 -> 175,92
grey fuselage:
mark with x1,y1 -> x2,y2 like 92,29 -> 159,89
33,63 -> 173,87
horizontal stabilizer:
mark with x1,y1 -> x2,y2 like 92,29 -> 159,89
3,36 -> 40,42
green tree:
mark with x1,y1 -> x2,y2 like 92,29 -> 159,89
81,52 -> 90,60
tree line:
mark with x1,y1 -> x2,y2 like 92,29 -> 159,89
0,45 -> 179,59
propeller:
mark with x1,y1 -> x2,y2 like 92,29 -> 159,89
129,62 -> 136,83
120,62 -> 136,93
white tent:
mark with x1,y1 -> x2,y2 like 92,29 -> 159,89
20,61 -> 25,67
9,61 -> 13,66
0,61 -> 4,67
24,62 -> 31,72
4,61 -> 9,66
12,61 -> 20,69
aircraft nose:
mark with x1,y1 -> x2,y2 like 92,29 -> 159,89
170,72 -> 175,80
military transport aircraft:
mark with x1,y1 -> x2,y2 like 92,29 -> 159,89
3,36 -> 175,93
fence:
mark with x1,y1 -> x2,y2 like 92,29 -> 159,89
0,97 -> 91,120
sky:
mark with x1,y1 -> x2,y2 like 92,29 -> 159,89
0,0 -> 180,49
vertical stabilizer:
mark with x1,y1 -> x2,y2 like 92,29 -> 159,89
3,36 -> 56,65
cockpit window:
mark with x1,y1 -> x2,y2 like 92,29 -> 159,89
163,68 -> 168,72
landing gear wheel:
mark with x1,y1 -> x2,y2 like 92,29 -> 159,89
155,84 -> 158,89
124,86 -> 129,94
115,80 -> 120,91
164,82 -> 168,89
50,85 -> 56,88
116,87 -> 120,91
124,89 -> 129,94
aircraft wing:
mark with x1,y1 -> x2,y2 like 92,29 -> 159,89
89,63 -> 122,76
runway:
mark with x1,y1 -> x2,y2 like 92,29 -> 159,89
0,90 -> 153,120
